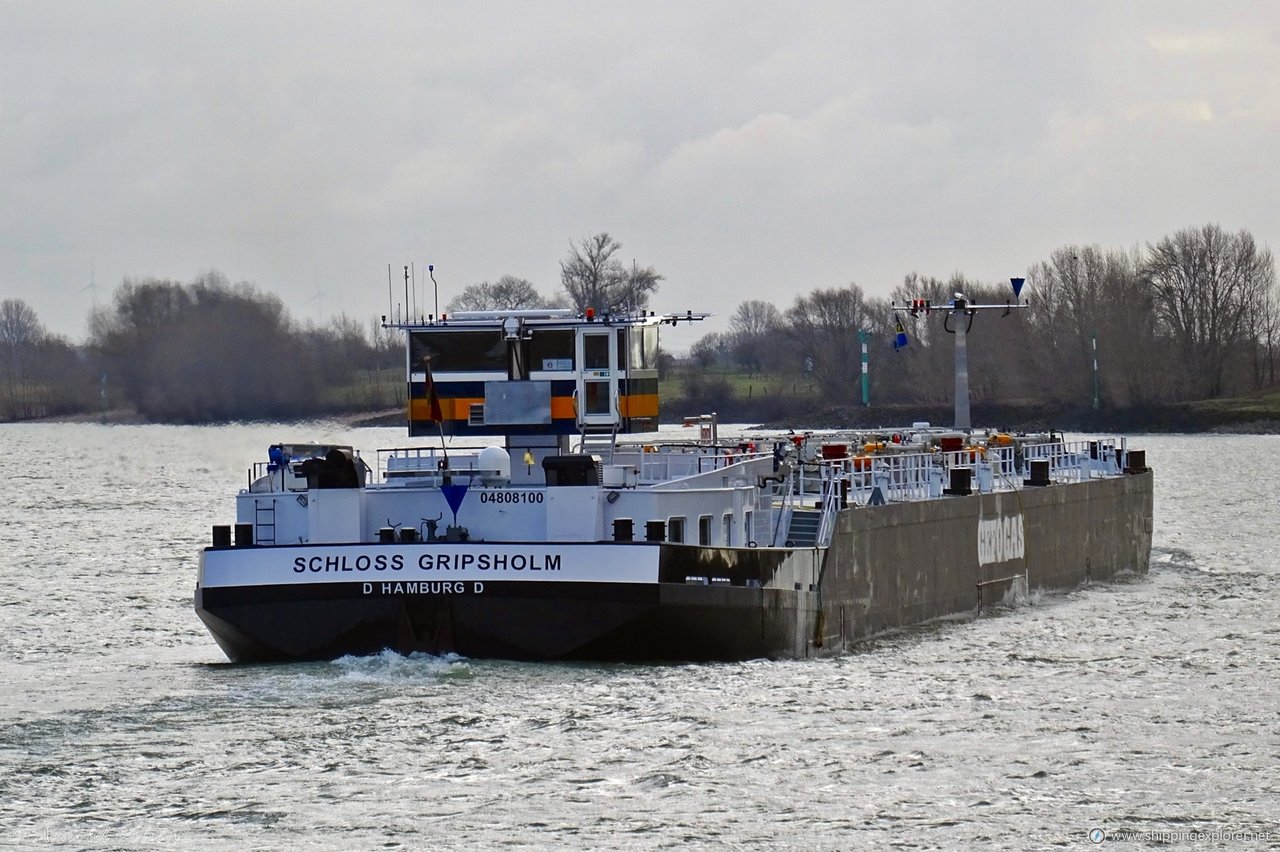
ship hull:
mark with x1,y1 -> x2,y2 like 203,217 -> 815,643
195,471 -> 1153,662
195,582 -> 816,663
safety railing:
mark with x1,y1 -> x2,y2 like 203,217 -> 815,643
795,436 -> 1129,508
814,469 -> 843,547
620,445 -> 773,483
376,444 -> 498,482
1021,438 -> 1122,482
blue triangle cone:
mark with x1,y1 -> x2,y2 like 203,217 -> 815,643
442,484 -> 469,523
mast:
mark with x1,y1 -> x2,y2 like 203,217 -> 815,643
952,303 -> 971,429
893,278 -> 1028,431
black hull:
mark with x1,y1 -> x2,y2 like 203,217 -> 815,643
196,581 -> 810,663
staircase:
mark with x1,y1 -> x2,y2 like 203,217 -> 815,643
784,509 -> 821,547
577,423 -> 618,462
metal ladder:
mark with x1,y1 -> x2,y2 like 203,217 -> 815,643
254,499 -> 277,545
578,423 -> 618,462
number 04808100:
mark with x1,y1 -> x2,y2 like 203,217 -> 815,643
479,491 -> 545,505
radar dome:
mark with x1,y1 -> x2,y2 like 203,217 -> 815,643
477,446 -> 511,486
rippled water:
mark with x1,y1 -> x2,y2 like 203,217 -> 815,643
2,425 -> 1278,849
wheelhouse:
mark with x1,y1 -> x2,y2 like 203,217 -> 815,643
403,309 -> 673,441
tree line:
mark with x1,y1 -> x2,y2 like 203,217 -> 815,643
0,233 -> 658,422
687,223 -> 1278,412
1,272 -> 405,422
1,224 -> 1275,423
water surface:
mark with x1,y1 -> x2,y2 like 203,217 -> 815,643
2,425 -> 1277,849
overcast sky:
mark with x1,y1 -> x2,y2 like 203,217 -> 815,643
2,1 -> 1277,349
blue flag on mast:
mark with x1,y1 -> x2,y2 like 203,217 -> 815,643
893,318 -> 909,350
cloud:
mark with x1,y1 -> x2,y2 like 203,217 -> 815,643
650,95 -> 953,204
1122,100 -> 1216,123
0,2 -> 1277,342
1146,32 -> 1230,54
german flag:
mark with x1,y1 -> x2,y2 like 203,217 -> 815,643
423,358 -> 444,423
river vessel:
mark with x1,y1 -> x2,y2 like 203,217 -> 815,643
194,304 -> 1154,662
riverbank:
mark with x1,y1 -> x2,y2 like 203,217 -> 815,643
18,399 -> 1280,434
24,407 -> 407,429
772,404 -> 1280,434
650,392 -> 1280,434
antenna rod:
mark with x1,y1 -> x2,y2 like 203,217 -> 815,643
403,266 -> 410,325
430,265 -> 438,318
387,264 -> 393,324
411,262 -> 417,321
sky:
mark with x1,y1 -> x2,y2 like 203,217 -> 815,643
2,1 -> 1278,351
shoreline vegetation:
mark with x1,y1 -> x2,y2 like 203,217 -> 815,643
25,392 -> 1280,434
5,225 -> 1279,432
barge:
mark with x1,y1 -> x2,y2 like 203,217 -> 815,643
194,305 -> 1153,662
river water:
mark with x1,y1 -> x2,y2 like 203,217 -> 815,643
1,424 -> 1277,850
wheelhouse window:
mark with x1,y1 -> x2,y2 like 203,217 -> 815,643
529,330 -> 575,372
629,325 -> 659,371
698,515 -> 712,546
667,517 -> 686,543
722,513 -> 733,546
411,331 -> 505,373
583,333 -> 610,370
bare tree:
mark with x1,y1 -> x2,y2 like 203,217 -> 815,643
960,279 -> 1038,405
727,300 -> 782,374
689,331 -> 729,369
446,276 -> 564,312
618,264 -> 662,313
784,283 -> 875,401
1241,253 -> 1280,388
0,299 -> 45,419
1016,246 -> 1179,406
559,233 -> 662,314
0,299 -> 89,420
1027,248 -> 1111,404
1093,245 -> 1168,405
1142,224 -> 1275,397
0,299 -> 42,347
